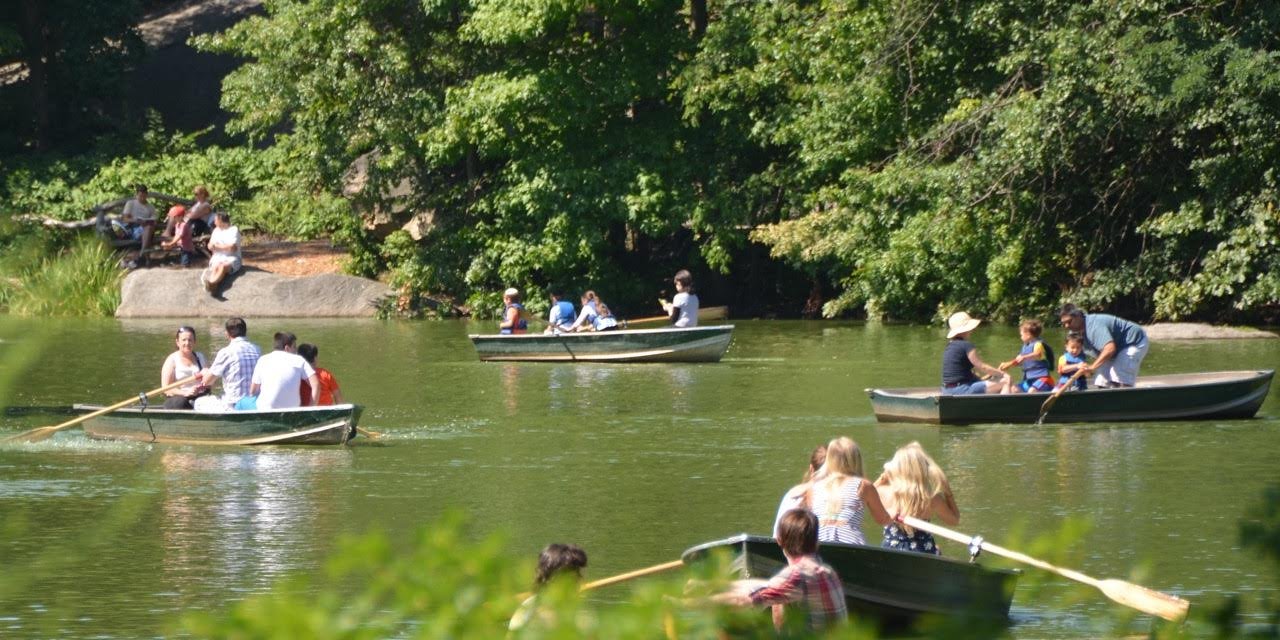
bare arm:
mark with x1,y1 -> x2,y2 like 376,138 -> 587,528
499,307 -> 518,330
250,382 -> 260,396
859,480 -> 893,526
932,481 -> 961,525
161,355 -> 177,393
307,373 -> 320,405
1088,341 -> 1117,373
967,348 -> 1005,379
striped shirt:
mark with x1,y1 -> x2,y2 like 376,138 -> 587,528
809,477 -> 866,545
749,554 -> 847,631
209,337 -> 261,408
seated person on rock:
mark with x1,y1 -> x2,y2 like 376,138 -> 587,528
164,185 -> 212,240
202,211 -> 242,294
114,185 -> 157,264
158,205 -> 199,267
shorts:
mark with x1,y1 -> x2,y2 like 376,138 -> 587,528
112,220 -> 145,240
1094,341 -> 1148,387
941,381 -> 988,396
1019,376 -> 1055,393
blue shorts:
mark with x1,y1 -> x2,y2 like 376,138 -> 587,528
941,381 -> 988,396
1019,377 -> 1055,393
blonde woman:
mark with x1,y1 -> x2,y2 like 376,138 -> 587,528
874,442 -> 960,555
803,437 -> 892,544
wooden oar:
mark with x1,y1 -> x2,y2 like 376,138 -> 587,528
626,306 -> 729,326
580,559 -> 685,592
4,375 -> 199,444
355,426 -> 381,439
899,515 -> 1189,622
1036,366 -> 1088,425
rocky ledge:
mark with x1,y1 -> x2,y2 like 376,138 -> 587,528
116,268 -> 393,318
1144,323 -> 1278,341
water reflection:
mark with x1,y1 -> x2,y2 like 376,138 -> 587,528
157,449 -> 352,597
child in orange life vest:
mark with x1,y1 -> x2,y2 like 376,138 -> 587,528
297,343 -> 343,406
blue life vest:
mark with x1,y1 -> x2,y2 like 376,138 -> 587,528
1058,352 -> 1087,390
501,303 -> 528,334
550,300 -> 576,328
593,313 -> 618,331
1019,339 -> 1053,380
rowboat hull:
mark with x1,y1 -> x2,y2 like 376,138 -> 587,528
867,369 -> 1274,425
468,325 -> 733,363
75,403 -> 362,445
682,534 -> 1018,626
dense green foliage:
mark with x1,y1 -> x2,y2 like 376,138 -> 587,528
189,0 -> 1280,322
0,224 -> 121,316
3,0 -> 1278,321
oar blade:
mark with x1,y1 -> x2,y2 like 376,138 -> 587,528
1098,578 -> 1190,622
4,426 -> 60,444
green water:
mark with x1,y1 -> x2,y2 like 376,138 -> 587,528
0,317 -> 1277,637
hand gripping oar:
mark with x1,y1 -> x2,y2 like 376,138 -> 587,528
1037,366 -> 1088,425
5,375 -> 200,444
899,515 -> 1189,622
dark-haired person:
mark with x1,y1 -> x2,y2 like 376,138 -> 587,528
773,443 -> 827,538
250,332 -> 319,410
199,317 -> 261,411
509,543 -> 589,632
543,290 -> 576,334
297,343 -> 342,406
161,326 -> 207,409
117,185 -> 157,267
202,211 -> 242,295
714,509 -> 847,632
660,269 -> 699,327
1057,303 -> 1149,388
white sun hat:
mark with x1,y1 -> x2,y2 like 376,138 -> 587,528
946,311 -> 982,339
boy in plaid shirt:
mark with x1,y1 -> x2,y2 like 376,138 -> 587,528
716,509 -> 848,632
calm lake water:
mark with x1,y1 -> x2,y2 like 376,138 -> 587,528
0,317 -> 1277,637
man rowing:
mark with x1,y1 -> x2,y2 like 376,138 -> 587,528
1057,303 -> 1149,388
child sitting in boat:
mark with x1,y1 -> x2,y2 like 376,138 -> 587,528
297,343 -> 343,406
509,543 -> 589,632
499,288 -> 530,334
544,289 -> 577,334
1056,333 -> 1089,391
591,302 -> 619,331
874,442 -> 959,555
711,509 -> 847,633
1000,319 -> 1055,393
566,290 -> 600,332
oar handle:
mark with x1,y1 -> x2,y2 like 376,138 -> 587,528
581,560 -> 685,592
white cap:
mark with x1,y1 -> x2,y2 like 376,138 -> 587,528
503,287 -> 519,297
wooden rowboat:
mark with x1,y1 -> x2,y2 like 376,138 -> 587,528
867,369 -> 1274,425
74,403 -> 362,445
468,325 -> 734,363
682,534 -> 1018,626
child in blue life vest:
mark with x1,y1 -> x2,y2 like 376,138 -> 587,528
543,289 -> 577,334
1000,319 -> 1055,392
1056,332 -> 1089,391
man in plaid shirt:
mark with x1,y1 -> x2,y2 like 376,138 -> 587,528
716,509 -> 848,632
200,317 -> 261,409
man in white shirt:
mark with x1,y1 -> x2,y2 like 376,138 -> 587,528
251,332 -> 320,410
118,185 -> 157,262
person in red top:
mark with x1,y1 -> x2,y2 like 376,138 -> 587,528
713,508 -> 848,632
297,343 -> 343,406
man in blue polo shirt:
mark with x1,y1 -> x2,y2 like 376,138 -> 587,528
1057,304 -> 1149,388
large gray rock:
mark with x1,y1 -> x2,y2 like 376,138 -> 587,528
1144,323 -> 1278,341
116,268 -> 393,318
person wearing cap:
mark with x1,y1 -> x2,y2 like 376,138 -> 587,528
158,204 -> 198,267
941,311 -> 1012,395
499,288 -> 529,334
1057,303 -> 1148,388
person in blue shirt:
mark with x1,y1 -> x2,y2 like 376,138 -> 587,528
543,289 -> 577,334
1057,304 -> 1149,387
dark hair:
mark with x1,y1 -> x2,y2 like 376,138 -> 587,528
1020,319 -> 1043,337
1066,332 -> 1084,345
776,509 -> 819,556
273,331 -> 297,351
135,184 -> 148,194
215,211 -> 231,224
674,269 -> 694,292
1057,303 -> 1085,320
225,317 -> 248,338
176,325 -> 196,338
297,343 -> 318,364
549,288 -> 564,299
803,444 -> 828,483
534,543 -> 588,587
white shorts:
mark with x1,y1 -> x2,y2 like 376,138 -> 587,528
1094,341 -> 1148,387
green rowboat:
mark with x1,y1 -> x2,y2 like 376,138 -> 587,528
682,534 -> 1018,626
867,369 -> 1274,425
74,403 -> 363,445
468,325 -> 734,363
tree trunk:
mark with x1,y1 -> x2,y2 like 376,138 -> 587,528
690,0 -> 707,38
18,0 -> 51,150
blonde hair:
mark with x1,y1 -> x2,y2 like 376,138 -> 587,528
882,442 -> 948,533
810,437 -> 864,517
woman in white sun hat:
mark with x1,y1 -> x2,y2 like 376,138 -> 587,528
941,311 -> 1013,395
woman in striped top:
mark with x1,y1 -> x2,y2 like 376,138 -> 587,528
804,437 -> 892,544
